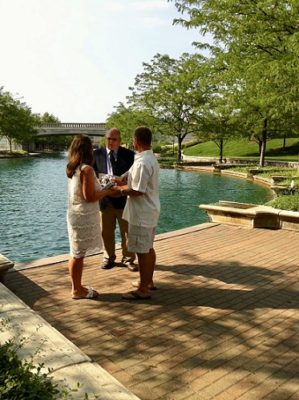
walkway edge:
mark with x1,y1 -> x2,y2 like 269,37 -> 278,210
0,283 -> 141,400
12,223 -> 218,272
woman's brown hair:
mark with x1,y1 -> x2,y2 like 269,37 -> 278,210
66,135 -> 94,178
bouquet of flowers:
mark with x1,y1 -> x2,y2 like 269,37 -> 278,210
98,174 -> 116,190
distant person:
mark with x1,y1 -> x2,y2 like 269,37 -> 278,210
112,126 -> 160,300
93,128 -> 136,270
66,135 -> 113,299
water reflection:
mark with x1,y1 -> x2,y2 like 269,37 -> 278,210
159,169 -> 272,234
0,155 -> 272,262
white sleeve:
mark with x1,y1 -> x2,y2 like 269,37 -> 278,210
130,163 -> 151,193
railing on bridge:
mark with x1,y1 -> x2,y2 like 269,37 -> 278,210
37,122 -> 107,137
42,122 -> 106,129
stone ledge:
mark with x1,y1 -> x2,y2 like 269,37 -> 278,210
213,163 -> 245,171
199,201 -> 299,231
279,210 -> 299,231
0,283 -> 140,400
220,170 -> 249,179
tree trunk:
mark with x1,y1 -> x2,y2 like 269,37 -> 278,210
258,139 -> 262,156
177,135 -> 183,163
259,119 -> 268,167
219,138 -> 224,163
283,134 -> 286,149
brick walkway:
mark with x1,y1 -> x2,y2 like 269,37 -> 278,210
4,223 -> 299,400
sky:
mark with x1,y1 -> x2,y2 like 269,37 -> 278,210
0,0 -> 204,123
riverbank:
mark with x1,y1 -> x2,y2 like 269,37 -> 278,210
0,151 -> 30,159
0,151 -> 55,159
173,155 -> 299,211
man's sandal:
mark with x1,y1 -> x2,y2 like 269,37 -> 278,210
122,290 -> 151,300
131,281 -> 157,290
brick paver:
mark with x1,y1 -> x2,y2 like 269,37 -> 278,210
4,223 -> 299,400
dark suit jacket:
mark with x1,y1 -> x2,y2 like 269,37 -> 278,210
93,146 -> 135,210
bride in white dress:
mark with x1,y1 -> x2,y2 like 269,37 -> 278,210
66,135 -> 114,299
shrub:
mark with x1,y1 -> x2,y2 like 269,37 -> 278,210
0,339 -> 67,400
152,144 -> 162,153
266,194 -> 299,211
0,317 -> 100,400
278,177 -> 299,187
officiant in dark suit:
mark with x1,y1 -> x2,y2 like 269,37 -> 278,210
93,128 -> 137,270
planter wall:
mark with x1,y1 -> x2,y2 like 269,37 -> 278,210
200,201 -> 299,231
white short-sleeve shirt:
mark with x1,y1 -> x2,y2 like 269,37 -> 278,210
122,149 -> 160,228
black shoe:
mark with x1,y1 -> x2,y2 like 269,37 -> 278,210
101,258 -> 115,269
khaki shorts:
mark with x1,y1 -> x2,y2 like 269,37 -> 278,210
128,224 -> 156,254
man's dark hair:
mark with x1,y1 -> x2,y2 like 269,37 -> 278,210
134,126 -> 152,146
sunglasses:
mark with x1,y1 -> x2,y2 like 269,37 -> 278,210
106,137 -> 117,141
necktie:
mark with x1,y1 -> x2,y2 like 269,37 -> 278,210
109,151 -> 116,174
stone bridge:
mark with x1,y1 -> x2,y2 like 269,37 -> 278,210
37,122 -> 106,137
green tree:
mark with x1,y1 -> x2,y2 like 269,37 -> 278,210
171,0 -> 299,165
106,103 -> 156,147
128,53 -> 208,162
194,57 -> 242,162
0,87 -> 37,152
38,112 -> 60,124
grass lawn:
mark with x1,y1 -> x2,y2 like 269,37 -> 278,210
182,138 -> 299,211
184,138 -> 299,161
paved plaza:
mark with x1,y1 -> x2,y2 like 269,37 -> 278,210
4,222 -> 299,400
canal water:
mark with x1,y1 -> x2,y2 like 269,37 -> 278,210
0,154 -> 272,263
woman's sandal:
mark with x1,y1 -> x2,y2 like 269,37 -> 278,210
72,287 -> 99,300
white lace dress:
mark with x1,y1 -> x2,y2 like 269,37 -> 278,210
67,164 -> 103,258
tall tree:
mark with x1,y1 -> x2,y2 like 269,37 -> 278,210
171,0 -> 299,165
0,87 -> 37,152
38,112 -> 60,124
128,53 -> 208,162
106,103 -> 157,147
195,57 -> 243,162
